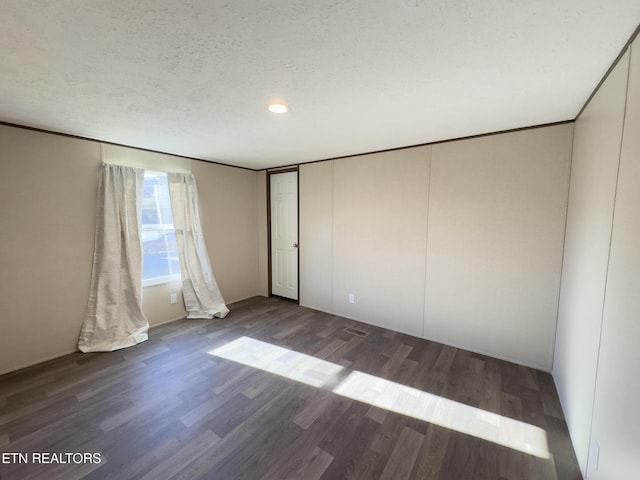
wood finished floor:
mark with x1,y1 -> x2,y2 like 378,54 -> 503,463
0,296 -> 581,480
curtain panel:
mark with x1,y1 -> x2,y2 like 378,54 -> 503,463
168,173 -> 229,319
78,164 -> 149,352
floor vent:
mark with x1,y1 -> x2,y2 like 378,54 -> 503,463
344,327 -> 368,337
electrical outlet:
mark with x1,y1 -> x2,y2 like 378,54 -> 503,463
348,293 -> 355,304
170,293 -> 177,304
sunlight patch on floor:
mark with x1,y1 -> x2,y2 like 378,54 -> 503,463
208,336 -> 549,459
333,371 -> 550,459
208,336 -> 344,388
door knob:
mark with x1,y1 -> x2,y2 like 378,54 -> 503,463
293,243 -> 298,248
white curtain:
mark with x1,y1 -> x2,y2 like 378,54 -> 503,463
78,164 -> 149,352
168,172 -> 229,319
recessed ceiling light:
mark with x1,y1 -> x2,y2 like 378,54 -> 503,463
268,103 -> 288,114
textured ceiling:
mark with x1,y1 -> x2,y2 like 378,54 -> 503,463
1,1 -> 639,169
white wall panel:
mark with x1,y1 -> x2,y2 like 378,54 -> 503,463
298,124 -> 573,369
553,52 -> 630,474
587,41 -> 640,479
300,161 -> 334,312
425,125 -> 572,370
332,148 -> 430,337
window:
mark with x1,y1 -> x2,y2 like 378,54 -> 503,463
141,171 -> 181,286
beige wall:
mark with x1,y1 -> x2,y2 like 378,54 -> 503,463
552,52 -> 630,475
0,125 -> 261,374
0,126 -> 100,374
333,148 -> 431,337
299,125 -> 573,370
554,40 -> 640,479
426,126 -> 572,369
102,144 -> 191,173
256,170 -> 269,297
191,161 -> 259,304
299,161 -> 334,312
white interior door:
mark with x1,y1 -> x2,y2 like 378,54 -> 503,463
270,171 -> 298,300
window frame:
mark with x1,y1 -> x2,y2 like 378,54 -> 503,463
141,170 -> 181,287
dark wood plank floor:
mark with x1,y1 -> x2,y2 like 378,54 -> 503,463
0,296 -> 582,479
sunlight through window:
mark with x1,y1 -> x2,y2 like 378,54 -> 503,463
208,337 -> 550,459
208,337 -> 344,388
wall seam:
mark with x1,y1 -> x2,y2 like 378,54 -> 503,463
421,147 -> 433,338
256,171 -> 262,296
550,124 -> 576,373
330,161 -> 335,313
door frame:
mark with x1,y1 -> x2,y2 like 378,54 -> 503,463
267,167 -> 300,302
